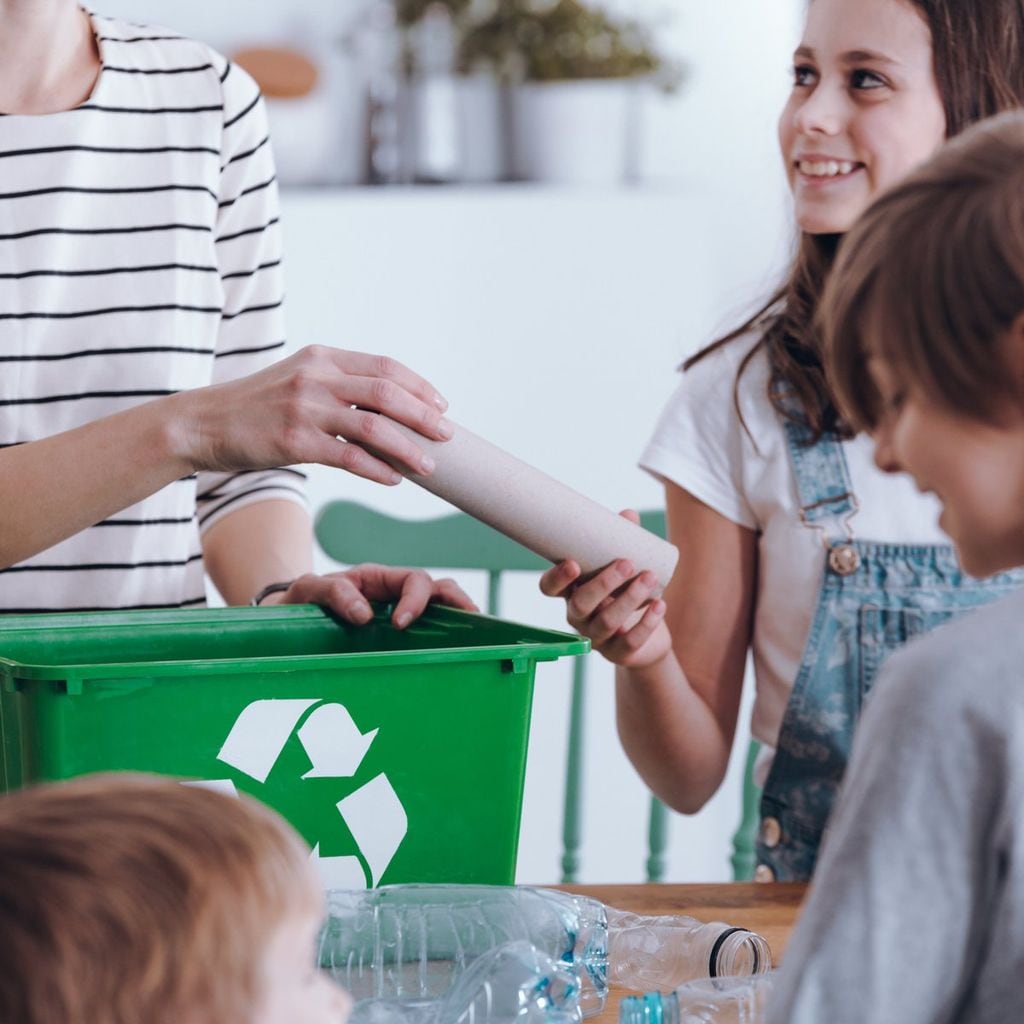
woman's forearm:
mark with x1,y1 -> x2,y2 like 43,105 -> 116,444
0,393 -> 194,568
201,500 -> 313,606
0,345 -> 457,570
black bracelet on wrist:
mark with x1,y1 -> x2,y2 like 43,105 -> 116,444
251,580 -> 295,607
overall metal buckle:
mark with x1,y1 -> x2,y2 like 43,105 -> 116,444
799,494 -> 862,577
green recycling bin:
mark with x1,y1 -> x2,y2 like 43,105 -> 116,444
0,603 -> 586,887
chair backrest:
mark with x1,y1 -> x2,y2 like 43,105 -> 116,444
315,501 -> 547,615
314,500 -> 670,882
317,501 -> 667,570
316,501 -> 549,573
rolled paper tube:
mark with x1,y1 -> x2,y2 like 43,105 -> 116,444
384,421 -> 679,594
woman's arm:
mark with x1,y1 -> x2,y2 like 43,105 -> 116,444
0,346 -> 451,569
0,396 -> 193,569
541,482 -> 758,813
195,345 -> 476,623
201,500 -> 314,605
202,498 -> 476,625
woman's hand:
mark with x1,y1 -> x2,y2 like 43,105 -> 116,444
539,510 -> 671,667
261,563 -> 479,628
176,346 -> 453,484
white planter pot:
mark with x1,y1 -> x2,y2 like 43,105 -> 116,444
511,79 -> 641,186
455,73 -> 511,184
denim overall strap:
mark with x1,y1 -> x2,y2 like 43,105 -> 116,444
779,397 -> 863,576
781,415 -> 857,533
754,403 -> 1024,882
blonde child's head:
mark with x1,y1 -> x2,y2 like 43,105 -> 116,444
823,110 -> 1024,576
0,773 -> 351,1024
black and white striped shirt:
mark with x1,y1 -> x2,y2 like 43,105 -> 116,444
0,11 -> 307,613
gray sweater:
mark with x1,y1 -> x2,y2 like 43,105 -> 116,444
767,587 -> 1024,1024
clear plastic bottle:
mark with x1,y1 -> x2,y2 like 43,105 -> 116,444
318,885 -> 772,1019
319,885 -> 607,1016
605,907 -> 771,990
619,973 -> 778,1024
350,940 -> 582,1024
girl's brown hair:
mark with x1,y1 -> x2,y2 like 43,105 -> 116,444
0,774 -> 315,1024
822,111 -> 1024,431
688,0 -> 1024,442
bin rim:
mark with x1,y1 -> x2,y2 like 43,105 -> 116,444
0,603 -> 589,682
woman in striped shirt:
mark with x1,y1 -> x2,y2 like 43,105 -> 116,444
0,2 -> 472,624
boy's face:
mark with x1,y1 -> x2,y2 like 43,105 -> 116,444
252,876 -> 351,1024
868,356 -> 1024,578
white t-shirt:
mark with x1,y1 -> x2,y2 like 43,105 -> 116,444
640,335 -> 947,759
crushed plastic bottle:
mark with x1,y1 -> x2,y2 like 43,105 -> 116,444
619,973 -> 778,1024
319,886 -> 607,1016
350,940 -> 582,1024
319,885 -> 772,1020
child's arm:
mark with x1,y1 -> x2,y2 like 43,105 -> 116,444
542,481 -> 757,813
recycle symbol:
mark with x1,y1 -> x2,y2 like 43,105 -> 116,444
199,699 -> 408,889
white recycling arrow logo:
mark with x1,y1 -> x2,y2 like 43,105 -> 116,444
201,699 -> 407,889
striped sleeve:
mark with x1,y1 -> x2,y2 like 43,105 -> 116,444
195,56 -> 307,534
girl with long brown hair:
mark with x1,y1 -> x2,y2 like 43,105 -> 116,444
542,0 -> 1024,882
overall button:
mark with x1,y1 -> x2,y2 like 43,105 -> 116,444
754,864 -> 776,883
760,816 -> 782,849
828,544 -> 861,576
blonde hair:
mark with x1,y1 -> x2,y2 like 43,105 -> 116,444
823,110 -> 1024,431
0,773 -> 316,1024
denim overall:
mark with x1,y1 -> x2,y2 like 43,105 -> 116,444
754,416 -> 1024,882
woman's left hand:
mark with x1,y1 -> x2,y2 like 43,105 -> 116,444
261,564 -> 478,628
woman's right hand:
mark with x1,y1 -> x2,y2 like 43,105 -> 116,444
176,345 -> 453,484
539,510 -> 672,668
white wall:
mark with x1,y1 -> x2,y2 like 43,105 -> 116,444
97,0 -> 803,882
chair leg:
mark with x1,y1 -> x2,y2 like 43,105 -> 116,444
730,740 -> 762,881
486,571 -> 501,617
560,653 -> 587,883
646,796 -> 668,882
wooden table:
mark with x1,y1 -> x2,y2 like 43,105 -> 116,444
556,883 -> 806,1024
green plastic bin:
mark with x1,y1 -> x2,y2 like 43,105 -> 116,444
0,603 -> 586,887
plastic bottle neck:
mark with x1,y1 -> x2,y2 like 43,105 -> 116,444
710,927 -> 770,977
619,991 -> 679,1024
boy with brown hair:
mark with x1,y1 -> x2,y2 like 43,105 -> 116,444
0,774 -> 351,1024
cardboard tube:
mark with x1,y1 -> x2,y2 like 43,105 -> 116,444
387,421 -> 679,594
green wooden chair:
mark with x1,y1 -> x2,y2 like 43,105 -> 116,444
314,499 -> 671,883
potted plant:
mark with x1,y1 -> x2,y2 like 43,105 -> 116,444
455,0 -> 682,184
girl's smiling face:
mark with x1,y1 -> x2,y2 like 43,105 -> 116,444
778,0 -> 947,234
868,353 -> 1024,579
